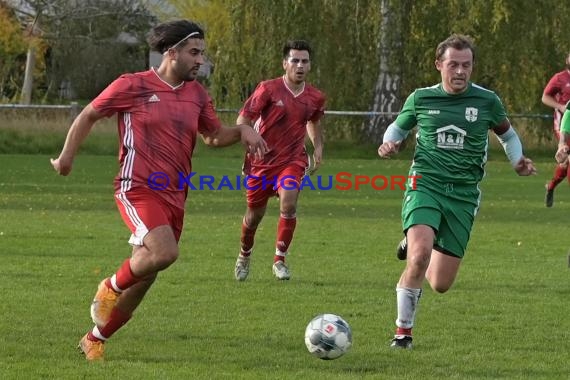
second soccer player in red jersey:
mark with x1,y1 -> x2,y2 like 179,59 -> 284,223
542,52 -> 570,207
234,40 -> 326,281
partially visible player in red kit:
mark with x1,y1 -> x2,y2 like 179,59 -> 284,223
542,52 -> 570,207
234,40 -> 326,281
51,20 -> 267,361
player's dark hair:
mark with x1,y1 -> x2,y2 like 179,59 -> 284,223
435,34 -> 475,62
283,40 -> 312,59
147,20 -> 205,54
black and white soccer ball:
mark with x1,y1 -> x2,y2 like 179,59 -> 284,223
304,313 -> 352,360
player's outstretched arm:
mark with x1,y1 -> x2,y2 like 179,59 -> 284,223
556,113 -> 570,163
555,144 -> 569,164
378,122 -> 407,158
513,156 -> 537,176
238,125 -> 268,160
306,120 -> 323,174
542,92 -> 567,114
555,133 -> 570,164
51,104 -> 104,176
378,141 -> 402,158
493,120 -> 536,176
201,124 -> 268,160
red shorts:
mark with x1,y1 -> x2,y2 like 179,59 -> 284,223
246,165 -> 305,208
115,189 -> 184,245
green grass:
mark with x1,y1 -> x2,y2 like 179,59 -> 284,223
1,151 -> 569,379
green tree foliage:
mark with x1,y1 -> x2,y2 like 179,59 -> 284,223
156,0 -> 231,61
4,0 -> 569,142
0,1 -> 45,102
155,0 -> 231,89
0,2 -> 25,101
164,0 -> 382,111
163,0 -> 570,143
39,0 -> 157,100
166,0 -> 569,115
0,2 -> 24,56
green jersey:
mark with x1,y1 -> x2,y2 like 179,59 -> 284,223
395,82 -> 507,184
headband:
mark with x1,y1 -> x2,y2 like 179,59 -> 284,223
163,31 -> 201,55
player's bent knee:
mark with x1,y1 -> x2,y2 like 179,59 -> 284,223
245,208 -> 266,228
280,209 -> 296,218
430,282 -> 452,293
152,248 -> 179,271
163,248 -> 179,266
245,216 -> 263,229
280,200 -> 297,214
427,275 -> 454,293
407,252 -> 430,271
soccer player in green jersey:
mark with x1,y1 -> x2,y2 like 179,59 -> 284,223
378,34 -> 536,349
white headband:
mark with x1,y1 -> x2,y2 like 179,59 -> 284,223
163,31 -> 201,55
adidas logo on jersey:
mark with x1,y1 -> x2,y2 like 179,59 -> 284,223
276,100 -> 284,106
148,94 -> 160,102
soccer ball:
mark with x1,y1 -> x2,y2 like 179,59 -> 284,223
304,313 -> 352,360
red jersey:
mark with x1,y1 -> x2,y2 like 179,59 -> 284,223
543,69 -> 570,132
240,76 -> 325,176
91,68 -> 221,209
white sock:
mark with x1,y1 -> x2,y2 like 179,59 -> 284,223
91,325 -> 108,341
110,274 -> 124,293
395,286 -> 422,334
275,249 -> 287,257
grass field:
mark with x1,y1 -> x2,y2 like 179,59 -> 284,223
1,149 -> 569,379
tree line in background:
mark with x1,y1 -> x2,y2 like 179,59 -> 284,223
1,0 -> 157,103
1,0 -> 569,143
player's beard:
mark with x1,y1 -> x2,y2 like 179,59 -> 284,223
179,64 -> 199,82
185,69 -> 197,82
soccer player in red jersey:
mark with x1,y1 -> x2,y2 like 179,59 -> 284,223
51,20 -> 267,361
542,52 -> 570,207
233,40 -> 326,281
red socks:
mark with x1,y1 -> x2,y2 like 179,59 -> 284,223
242,214 -> 297,263
396,327 -> 412,337
275,215 -> 296,262
105,259 -> 140,292
548,165 -> 567,190
88,307 -> 132,342
99,307 -> 132,339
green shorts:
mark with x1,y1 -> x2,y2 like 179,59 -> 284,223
401,180 -> 481,258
